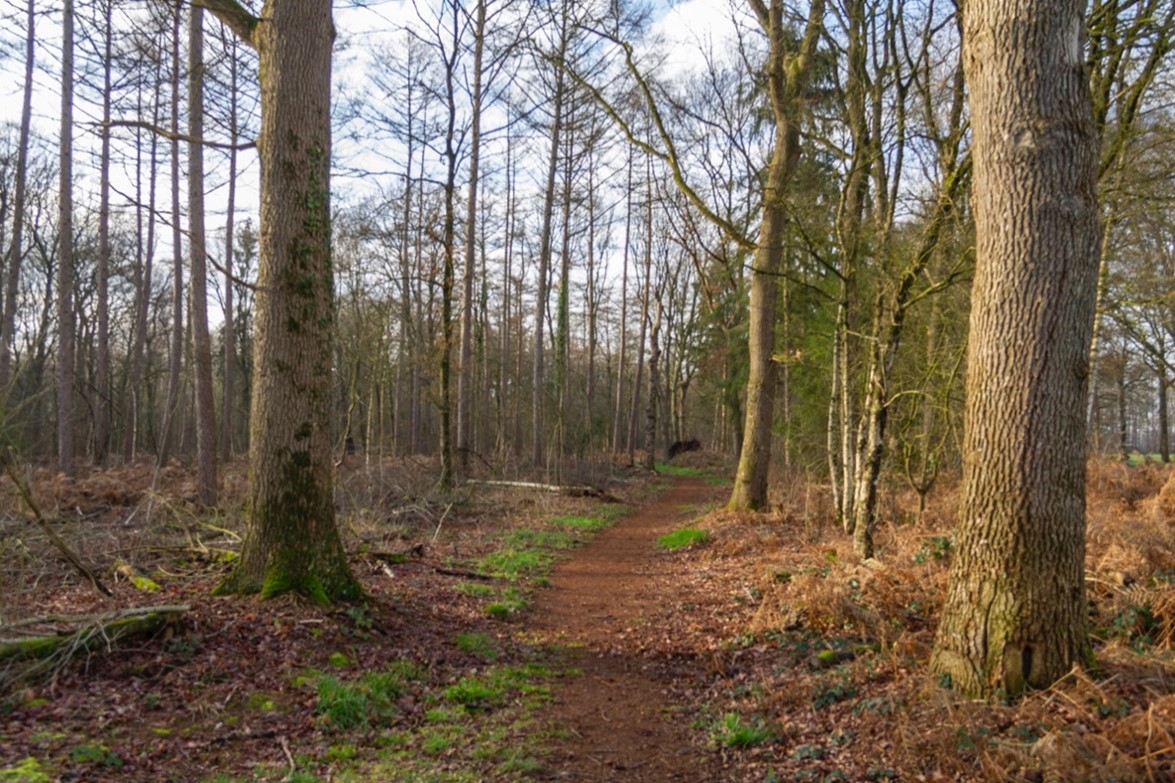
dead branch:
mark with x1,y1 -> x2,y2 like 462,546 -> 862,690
0,604 -> 189,689
464,479 -> 618,501
0,448 -> 114,597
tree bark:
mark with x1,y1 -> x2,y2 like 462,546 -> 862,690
457,0 -> 486,474
0,0 -> 35,395
123,75 -> 161,462
157,2 -> 185,469
189,5 -> 218,505
56,0 -> 76,476
930,0 -> 1099,698
208,0 -> 359,602
94,0 -> 114,466
221,32 -> 240,463
533,20 -> 567,468
728,0 -> 822,510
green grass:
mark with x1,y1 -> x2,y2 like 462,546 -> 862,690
454,632 -> 498,660
476,547 -> 554,580
454,581 -> 493,597
657,527 -> 710,551
502,529 -> 576,550
549,514 -> 610,532
710,712 -> 772,747
314,669 -> 402,730
485,587 -> 530,618
444,676 -> 505,710
655,463 -> 707,477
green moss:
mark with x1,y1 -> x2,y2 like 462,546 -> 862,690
0,757 -> 51,783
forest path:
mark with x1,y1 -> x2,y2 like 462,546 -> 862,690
530,475 -> 722,782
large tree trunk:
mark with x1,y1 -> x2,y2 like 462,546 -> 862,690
930,0 -> 1099,699
189,6 -> 218,506
56,0 -> 76,476
207,0 -> 359,602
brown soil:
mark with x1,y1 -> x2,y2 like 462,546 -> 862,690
533,477 -> 720,781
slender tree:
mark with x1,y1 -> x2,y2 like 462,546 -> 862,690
57,0 -> 77,476
189,5 -> 218,505
1,0 -> 36,394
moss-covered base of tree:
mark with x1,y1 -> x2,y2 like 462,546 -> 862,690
215,556 -> 362,605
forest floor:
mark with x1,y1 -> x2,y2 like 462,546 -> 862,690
1,454 -> 1175,782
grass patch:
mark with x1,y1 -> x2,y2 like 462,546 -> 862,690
657,527 -> 710,551
454,580 -> 493,597
549,514 -> 609,532
476,548 -> 554,580
503,529 -> 576,550
485,587 -> 529,618
710,712 -> 772,747
314,669 -> 402,730
454,632 -> 498,660
655,463 -> 707,477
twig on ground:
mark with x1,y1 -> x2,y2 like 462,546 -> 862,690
431,503 -> 453,544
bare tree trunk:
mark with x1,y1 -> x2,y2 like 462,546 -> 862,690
554,95 -> 575,469
157,2 -> 184,469
931,0 -> 1099,699
644,303 -> 661,471
93,0 -> 114,466
221,32 -> 239,463
457,0 -> 486,474
627,155 -> 652,468
1158,362 -> 1169,462
727,0 -> 822,510
124,76 -> 161,462
1,0 -> 35,394
533,24 -> 567,468
56,0 -> 76,476
188,5 -> 218,506
612,146 -> 634,454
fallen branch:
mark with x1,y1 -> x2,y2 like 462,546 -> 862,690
0,605 -> 189,635
0,604 -> 189,688
464,479 -> 617,501
0,448 -> 114,597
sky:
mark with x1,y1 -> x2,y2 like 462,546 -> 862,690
0,0 -> 747,320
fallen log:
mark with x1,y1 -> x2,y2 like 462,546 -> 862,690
0,604 -> 189,666
464,479 -> 618,502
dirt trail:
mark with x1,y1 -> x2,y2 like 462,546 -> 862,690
532,476 -> 720,782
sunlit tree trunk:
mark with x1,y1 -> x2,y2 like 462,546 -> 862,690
931,0 -> 1099,699
728,0 -> 823,510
